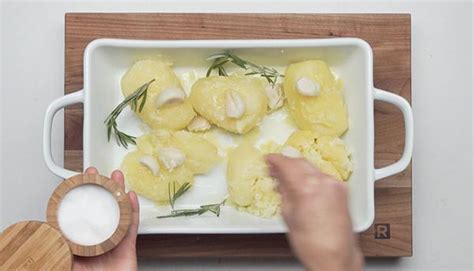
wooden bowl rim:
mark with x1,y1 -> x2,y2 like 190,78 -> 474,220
46,173 -> 132,257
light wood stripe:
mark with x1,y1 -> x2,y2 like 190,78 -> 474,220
0,221 -> 72,270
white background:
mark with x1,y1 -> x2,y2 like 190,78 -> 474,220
0,0 -> 473,270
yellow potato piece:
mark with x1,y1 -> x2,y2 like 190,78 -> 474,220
190,76 -> 268,134
317,136 -> 353,180
121,59 -> 195,130
121,150 -> 193,204
258,140 -> 282,154
122,129 -> 220,203
136,130 -> 172,155
284,60 -> 348,136
284,130 -> 352,181
136,130 -> 219,175
173,130 -> 220,174
227,144 -> 280,217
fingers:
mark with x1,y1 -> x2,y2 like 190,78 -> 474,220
266,154 -> 322,190
110,170 -> 138,241
86,168 -> 125,189
111,170 -> 125,188
106,169 -> 140,245
266,154 -> 320,182
85,167 -> 98,174
126,190 -> 140,244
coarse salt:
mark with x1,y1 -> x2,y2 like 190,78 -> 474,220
57,184 -> 120,246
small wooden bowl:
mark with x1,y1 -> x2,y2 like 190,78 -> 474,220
46,173 -> 132,257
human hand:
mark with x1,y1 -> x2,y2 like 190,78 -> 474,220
73,167 -> 139,271
266,154 -> 363,271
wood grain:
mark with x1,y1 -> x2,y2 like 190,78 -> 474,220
64,13 -> 412,257
0,221 -> 72,270
46,173 -> 132,257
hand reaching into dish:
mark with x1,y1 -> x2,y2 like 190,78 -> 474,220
266,154 -> 364,271
73,167 -> 140,271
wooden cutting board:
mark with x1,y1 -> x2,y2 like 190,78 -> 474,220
0,221 -> 72,270
64,13 -> 412,257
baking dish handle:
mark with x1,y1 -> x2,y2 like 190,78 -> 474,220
373,88 -> 414,181
43,90 -> 84,179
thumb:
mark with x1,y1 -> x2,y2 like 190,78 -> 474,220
124,190 -> 140,245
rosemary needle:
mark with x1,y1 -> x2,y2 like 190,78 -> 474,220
168,182 -> 192,210
156,200 -> 226,219
157,181 -> 225,219
206,50 -> 283,86
104,79 -> 155,148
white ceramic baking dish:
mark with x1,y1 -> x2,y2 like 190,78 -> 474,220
43,38 -> 413,233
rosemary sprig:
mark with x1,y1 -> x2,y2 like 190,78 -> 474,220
168,182 -> 192,210
158,181 -> 225,219
206,50 -> 283,86
156,200 -> 226,219
104,79 -> 155,148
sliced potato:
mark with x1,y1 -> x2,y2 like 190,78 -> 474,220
173,130 -> 220,174
121,59 -> 195,130
227,144 -> 280,217
190,75 -> 268,134
284,130 -> 352,181
137,130 -> 219,175
121,150 -> 193,204
284,60 -> 348,136
227,144 -> 265,206
122,129 -> 220,203
316,136 -> 353,180
136,130 -> 171,155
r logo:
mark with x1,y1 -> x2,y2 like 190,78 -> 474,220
374,223 -> 391,239
22,257 -> 35,268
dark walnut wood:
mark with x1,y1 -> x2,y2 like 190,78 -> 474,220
64,13 -> 412,257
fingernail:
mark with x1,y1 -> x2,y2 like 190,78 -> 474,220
112,169 -> 123,177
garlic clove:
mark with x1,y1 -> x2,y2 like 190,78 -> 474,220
295,77 -> 321,97
281,146 -> 302,158
226,90 -> 245,119
139,155 -> 161,176
158,147 -> 186,170
264,83 -> 284,110
187,116 -> 211,132
155,87 -> 186,108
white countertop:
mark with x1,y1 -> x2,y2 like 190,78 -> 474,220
0,1 -> 472,270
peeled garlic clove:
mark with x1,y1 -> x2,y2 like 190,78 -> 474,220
139,155 -> 161,176
295,77 -> 320,97
226,90 -> 245,119
158,147 -> 186,170
264,83 -> 284,110
281,146 -> 302,158
187,116 -> 211,132
155,87 -> 186,108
